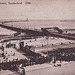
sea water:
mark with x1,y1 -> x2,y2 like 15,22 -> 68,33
4,20 -> 75,29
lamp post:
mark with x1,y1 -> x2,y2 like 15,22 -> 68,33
46,36 -> 49,55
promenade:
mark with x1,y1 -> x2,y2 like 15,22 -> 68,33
25,61 -> 75,75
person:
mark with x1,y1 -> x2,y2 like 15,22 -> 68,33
53,55 -> 56,66
0,61 -> 1,71
53,58 -> 56,66
22,68 -> 26,75
19,64 -> 26,75
1,45 -> 4,52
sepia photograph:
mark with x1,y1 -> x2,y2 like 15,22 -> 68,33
0,0 -> 75,75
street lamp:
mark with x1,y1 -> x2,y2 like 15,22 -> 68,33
46,36 -> 49,55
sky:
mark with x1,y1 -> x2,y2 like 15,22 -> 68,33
0,0 -> 75,20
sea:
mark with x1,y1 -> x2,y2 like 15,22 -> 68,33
4,20 -> 75,29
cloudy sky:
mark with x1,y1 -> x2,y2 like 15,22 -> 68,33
0,0 -> 75,20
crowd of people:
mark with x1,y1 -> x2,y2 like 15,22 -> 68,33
0,50 -> 75,71
0,54 -> 53,71
0,58 -> 27,71
54,48 -> 75,62
0,41 -> 75,75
